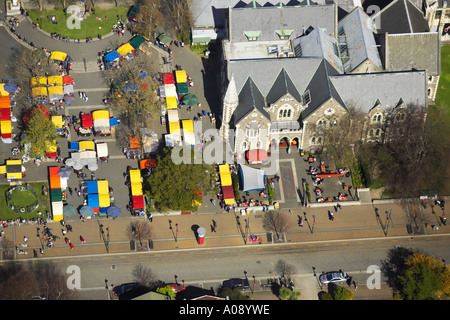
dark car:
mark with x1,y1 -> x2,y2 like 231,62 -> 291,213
222,278 -> 250,290
111,282 -> 140,296
319,271 -> 348,285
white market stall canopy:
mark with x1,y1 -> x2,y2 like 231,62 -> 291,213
239,164 -> 266,192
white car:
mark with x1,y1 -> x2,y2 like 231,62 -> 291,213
319,271 -> 348,285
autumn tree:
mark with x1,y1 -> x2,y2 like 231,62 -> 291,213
160,0 -> 192,43
22,108 -> 59,158
132,0 -> 165,39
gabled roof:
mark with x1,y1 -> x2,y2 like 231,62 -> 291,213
266,68 -> 303,104
293,27 -> 344,73
371,0 -> 429,34
338,7 -> 383,71
302,59 -> 345,119
233,77 -> 270,123
328,70 -> 427,113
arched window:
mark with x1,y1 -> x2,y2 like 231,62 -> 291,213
317,137 -> 322,144
311,137 -> 316,145
375,129 -> 380,136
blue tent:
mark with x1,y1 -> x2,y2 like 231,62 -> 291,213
107,206 -> 121,218
69,142 -> 79,150
104,50 -> 120,62
109,117 -> 118,127
87,193 -> 99,208
86,180 -> 98,194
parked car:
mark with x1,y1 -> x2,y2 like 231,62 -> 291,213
112,282 -> 140,296
319,271 -> 348,285
222,278 -> 250,290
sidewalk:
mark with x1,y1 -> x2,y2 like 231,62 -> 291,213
3,201 -> 448,260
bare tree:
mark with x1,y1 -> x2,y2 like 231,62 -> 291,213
128,220 -> 152,250
274,259 -> 297,280
132,264 -> 158,288
161,0 -> 192,42
263,211 -> 288,242
132,0 -> 165,39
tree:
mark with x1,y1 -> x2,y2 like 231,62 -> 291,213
145,147 -> 214,211
127,220 -> 152,250
381,247 -> 450,300
156,285 -> 176,300
263,211 -> 288,242
132,0 -> 165,39
219,287 -> 251,300
274,260 -> 297,280
22,108 -> 59,158
279,286 -> 301,300
132,264 -> 158,288
161,0 -> 192,43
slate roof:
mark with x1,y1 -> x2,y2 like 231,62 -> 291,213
385,32 -> 440,76
371,0 -> 429,34
338,7 -> 383,71
328,70 -> 427,112
302,59 -> 345,119
266,68 -> 303,104
229,4 -> 337,42
233,77 -> 270,123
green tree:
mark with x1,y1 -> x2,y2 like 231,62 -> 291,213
279,287 -> 301,300
219,287 -> 251,300
22,108 -> 59,158
145,147 -> 213,211
156,285 -> 176,300
399,263 -> 442,300
322,283 -> 354,300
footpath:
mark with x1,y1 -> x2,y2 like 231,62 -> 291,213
3,201 -> 449,261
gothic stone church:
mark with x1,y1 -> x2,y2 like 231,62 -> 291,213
216,3 -> 435,159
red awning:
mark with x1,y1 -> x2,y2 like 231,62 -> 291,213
132,195 -> 144,209
81,114 -> 93,128
246,149 -> 268,162
222,185 -> 234,200
0,108 -> 11,121
163,73 -> 174,85
63,75 -> 72,85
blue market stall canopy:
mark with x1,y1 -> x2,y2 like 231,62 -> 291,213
104,50 -> 120,62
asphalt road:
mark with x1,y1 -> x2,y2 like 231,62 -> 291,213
27,233 -> 450,300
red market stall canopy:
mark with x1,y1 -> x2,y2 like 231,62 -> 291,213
81,114 -> 93,128
246,149 -> 268,163
132,195 -> 144,209
140,159 -> 156,169
316,173 -> 343,178
222,185 -> 235,205
163,73 -> 174,85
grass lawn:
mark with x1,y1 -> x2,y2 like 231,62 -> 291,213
0,183 -> 50,221
27,6 -> 128,39
435,44 -> 450,111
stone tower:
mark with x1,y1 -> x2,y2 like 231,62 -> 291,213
220,74 -> 239,142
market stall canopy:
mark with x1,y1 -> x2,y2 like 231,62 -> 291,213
129,136 -> 141,149
166,96 -> 178,109
48,86 -> 64,95
177,82 -> 188,95
4,82 -> 18,93
49,174 -> 61,189
47,75 -> 63,86
1,120 -> 11,134
64,85 -> 74,95
246,149 -> 268,163
52,201 -> 64,221
0,108 -> 11,121
58,167 -> 72,178
96,142 -> 108,158
182,93 -> 198,106
31,76 -> 47,86
117,43 -> 134,56
63,204 -> 76,217
129,169 -> 141,183
140,158 -> 156,169
0,96 -> 10,107
97,180 -> 109,194
81,114 -> 93,128
107,206 -> 121,217
50,51 -> 68,61
222,185 -> 236,205
86,180 -> 98,194
175,70 -> 187,83
80,205 -> 94,217
98,193 -> 110,208
32,87 -> 48,96
239,164 -> 266,192
79,140 -> 95,151
92,110 -> 109,120
63,93 -> 75,103
104,50 -> 120,62
132,195 -> 144,209
0,84 -> 9,96
158,33 -> 172,44
169,121 -> 180,134
63,75 -> 72,85
52,115 -> 64,129
167,109 -> 179,123
164,84 -> 177,97
131,182 -> 143,196
163,73 -> 174,85
129,35 -> 147,49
